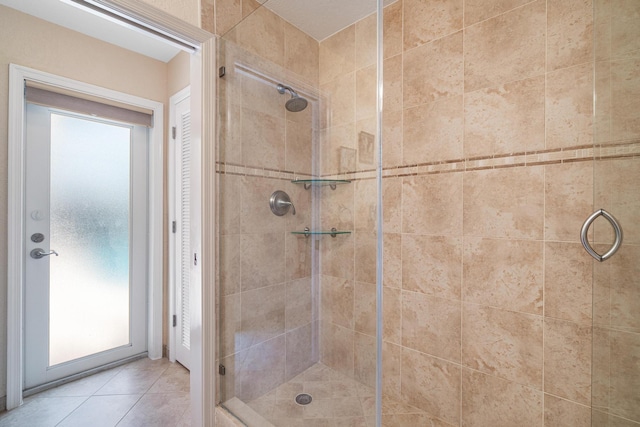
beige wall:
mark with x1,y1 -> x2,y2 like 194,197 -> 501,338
0,5 -> 169,405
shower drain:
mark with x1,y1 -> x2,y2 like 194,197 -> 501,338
295,393 -> 313,405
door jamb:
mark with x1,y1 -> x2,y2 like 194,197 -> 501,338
6,64 -> 164,409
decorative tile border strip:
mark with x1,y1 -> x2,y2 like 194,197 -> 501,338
328,141 -> 640,181
216,162 -> 314,181
215,140 -> 640,182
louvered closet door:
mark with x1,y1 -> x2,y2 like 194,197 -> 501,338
174,95 -> 191,369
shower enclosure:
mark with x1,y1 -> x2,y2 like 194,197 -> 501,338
216,0 -> 384,425
215,0 -> 640,425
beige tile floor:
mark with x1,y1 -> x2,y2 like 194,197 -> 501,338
0,358 -> 191,427
238,363 -> 440,427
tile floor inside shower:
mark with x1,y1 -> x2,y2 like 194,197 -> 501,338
0,358 -> 191,427
226,363 -> 441,427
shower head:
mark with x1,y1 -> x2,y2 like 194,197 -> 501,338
277,83 -> 308,112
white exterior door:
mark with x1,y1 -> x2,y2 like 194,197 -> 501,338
24,103 -> 149,389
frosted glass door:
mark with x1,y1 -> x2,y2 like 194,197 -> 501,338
24,104 -> 148,389
49,113 -> 131,365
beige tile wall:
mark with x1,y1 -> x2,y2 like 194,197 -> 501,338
316,0 -> 636,426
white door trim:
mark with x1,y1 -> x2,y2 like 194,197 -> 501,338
6,63 -> 164,409
168,85 -> 191,366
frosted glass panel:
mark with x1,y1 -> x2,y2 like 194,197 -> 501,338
49,113 -> 131,366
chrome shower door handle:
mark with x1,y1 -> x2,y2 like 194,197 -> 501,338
580,209 -> 623,262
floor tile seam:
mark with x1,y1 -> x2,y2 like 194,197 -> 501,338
51,395 -> 91,427
112,393 -> 147,427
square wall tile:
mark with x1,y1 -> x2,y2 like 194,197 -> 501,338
233,7 -> 285,68
544,161 -> 593,243
235,335 -> 286,401
464,0 -> 546,93
320,72 -> 356,128
240,233 -> 286,291
547,0 -> 593,71
402,290 -> 462,362
544,318 -> 592,405
383,286 -> 402,344
241,108 -> 285,169
546,63 -> 594,149
354,281 -> 376,336
463,238 -> 543,315
610,330 -> 640,421
321,322 -> 355,378
401,347 -> 461,425
462,303 -> 543,388
240,284 -> 286,348
320,25 -> 355,85
285,278 -> 312,331
403,31 -> 464,108
384,0 -> 403,59
284,22 -> 319,85
383,233 -> 402,290
610,245 -> 640,331
462,369 -> 543,427
354,332 -> 376,388
544,242 -> 593,325
321,276 -> 354,329
403,95 -> 464,164
464,75 -> 545,157
382,341 -> 402,400
612,58 -> 640,142
286,324 -> 315,380
403,0 -> 463,50
544,394 -> 591,427
402,173 -> 463,236
355,231 -> 377,285
356,13 -> 376,70
463,166 -> 544,240
402,234 -> 462,300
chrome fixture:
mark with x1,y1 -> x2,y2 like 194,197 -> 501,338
580,209 -> 623,262
30,248 -> 59,259
270,190 -> 296,216
277,83 -> 308,112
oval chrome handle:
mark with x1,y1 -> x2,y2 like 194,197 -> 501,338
30,248 -> 59,259
580,209 -> 623,262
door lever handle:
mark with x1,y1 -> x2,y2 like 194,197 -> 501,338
30,248 -> 59,259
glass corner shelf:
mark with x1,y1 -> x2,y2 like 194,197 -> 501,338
291,179 -> 351,190
291,227 -> 351,238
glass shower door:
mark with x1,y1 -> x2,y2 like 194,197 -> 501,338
591,0 -> 640,424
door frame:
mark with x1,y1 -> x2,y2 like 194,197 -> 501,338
7,64 -> 164,406
168,85 -> 191,367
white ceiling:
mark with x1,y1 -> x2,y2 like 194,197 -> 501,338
1,0 -> 396,60
0,0 -> 181,62
265,0 -> 396,41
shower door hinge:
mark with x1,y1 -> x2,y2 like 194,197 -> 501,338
172,126 -> 176,140
219,66 -> 226,78
172,314 -> 177,327
172,221 -> 176,233
219,364 -> 226,376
